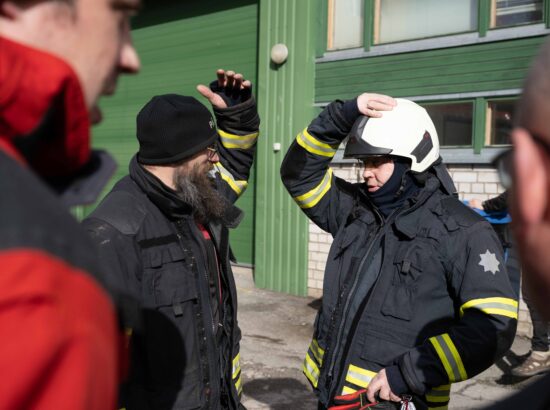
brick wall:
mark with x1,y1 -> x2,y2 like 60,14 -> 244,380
306,163 -> 532,336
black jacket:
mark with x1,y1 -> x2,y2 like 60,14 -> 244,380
281,100 -> 517,409
83,97 -> 259,410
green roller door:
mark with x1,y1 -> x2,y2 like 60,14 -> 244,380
87,0 -> 259,265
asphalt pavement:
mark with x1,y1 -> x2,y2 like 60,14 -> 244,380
233,266 -> 546,410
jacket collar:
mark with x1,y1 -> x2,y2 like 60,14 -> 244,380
393,175 -> 441,239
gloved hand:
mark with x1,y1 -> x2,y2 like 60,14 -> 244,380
197,69 -> 252,109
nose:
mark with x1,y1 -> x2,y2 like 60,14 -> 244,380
363,166 -> 375,180
119,31 -> 141,74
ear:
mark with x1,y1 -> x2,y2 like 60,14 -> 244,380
512,127 -> 548,224
0,1 -> 21,19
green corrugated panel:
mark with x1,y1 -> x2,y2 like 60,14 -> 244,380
255,0 -> 316,296
86,0 -> 258,265
315,36 -> 546,102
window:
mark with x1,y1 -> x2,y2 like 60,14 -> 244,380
376,0 -> 478,44
327,0 -> 364,50
491,0 -> 543,28
487,99 -> 516,145
422,102 -> 474,147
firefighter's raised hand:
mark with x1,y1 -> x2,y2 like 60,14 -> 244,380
197,69 -> 252,109
366,369 -> 401,403
357,93 -> 397,118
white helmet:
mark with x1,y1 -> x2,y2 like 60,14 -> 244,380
343,98 -> 439,172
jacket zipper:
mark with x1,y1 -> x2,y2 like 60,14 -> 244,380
325,195 -> 427,400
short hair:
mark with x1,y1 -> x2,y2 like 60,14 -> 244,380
515,36 -> 550,129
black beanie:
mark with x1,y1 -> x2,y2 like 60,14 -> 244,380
136,94 -> 218,165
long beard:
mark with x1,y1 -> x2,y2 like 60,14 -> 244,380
173,164 -> 227,224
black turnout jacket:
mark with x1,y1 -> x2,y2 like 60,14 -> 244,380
83,97 -> 259,410
281,100 -> 517,409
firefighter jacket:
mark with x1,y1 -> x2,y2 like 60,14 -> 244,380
280,100 -> 518,410
0,37 -> 120,409
82,96 -> 260,410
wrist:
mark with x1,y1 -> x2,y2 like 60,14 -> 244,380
385,365 -> 409,395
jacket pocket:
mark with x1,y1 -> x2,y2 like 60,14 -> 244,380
380,245 -> 424,321
141,244 -> 204,408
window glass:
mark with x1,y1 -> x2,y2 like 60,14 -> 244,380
492,0 -> 543,28
377,0 -> 477,44
422,102 -> 474,147
328,0 -> 364,50
488,99 -> 516,145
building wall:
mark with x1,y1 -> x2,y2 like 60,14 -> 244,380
306,162 -> 533,336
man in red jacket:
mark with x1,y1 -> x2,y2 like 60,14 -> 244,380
0,0 -> 140,408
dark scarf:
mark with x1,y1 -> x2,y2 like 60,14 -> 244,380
366,158 -> 421,218
129,155 -> 193,220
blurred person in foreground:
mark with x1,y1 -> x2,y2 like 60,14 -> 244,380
0,0 -> 140,408
469,192 -> 550,377
82,70 -> 259,409
484,36 -> 550,409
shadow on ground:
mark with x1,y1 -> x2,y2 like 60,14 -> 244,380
243,378 -> 318,409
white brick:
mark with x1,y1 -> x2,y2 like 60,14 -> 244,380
458,183 -> 471,194
316,261 -> 327,270
319,243 -> 332,253
453,172 -> 477,183
471,183 -> 484,193
309,233 -> 318,243
309,242 -> 319,252
477,172 -> 500,183
484,183 -> 498,194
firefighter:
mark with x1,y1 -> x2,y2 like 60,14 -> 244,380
280,95 -> 518,409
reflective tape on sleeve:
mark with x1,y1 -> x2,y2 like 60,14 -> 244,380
429,334 -> 467,382
219,129 -> 259,150
460,297 -> 518,319
293,168 -> 333,209
215,162 -> 248,196
425,384 -> 451,404
345,364 -> 377,389
296,129 -> 339,158
341,385 -> 357,395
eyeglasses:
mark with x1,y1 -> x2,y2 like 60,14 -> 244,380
206,144 -> 218,160
492,132 -> 550,189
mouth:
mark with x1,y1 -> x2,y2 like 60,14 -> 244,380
367,185 -> 380,192
90,105 -> 103,125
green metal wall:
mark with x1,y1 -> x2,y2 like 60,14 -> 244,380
88,0 -> 259,264
254,0 -> 317,296
315,36 -> 546,102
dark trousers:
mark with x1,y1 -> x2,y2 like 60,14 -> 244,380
522,280 -> 550,352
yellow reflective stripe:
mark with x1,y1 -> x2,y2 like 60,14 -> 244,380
460,297 -> 518,319
428,406 -> 448,410
303,353 -> 320,387
232,353 -> 241,379
426,384 -> 450,403
429,334 -> 467,382
310,339 -> 325,364
235,375 -> 243,394
215,162 -> 248,196
293,168 -> 333,209
342,386 -> 357,395
296,129 -> 339,157
345,364 -> 377,388
219,129 -> 259,149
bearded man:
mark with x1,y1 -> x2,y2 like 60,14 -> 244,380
82,69 -> 259,410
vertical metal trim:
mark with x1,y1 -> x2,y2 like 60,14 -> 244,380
317,0 -> 329,57
363,0 -> 375,51
479,0 -> 492,37
545,0 -> 550,28
473,97 -> 487,154
255,0 -> 314,295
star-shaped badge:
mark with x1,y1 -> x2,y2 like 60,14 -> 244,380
479,250 -> 500,275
